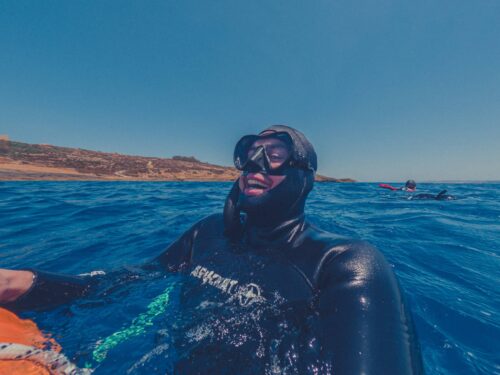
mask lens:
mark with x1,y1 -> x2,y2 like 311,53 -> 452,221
234,133 -> 293,172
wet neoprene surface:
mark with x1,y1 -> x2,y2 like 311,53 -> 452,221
157,213 -> 423,374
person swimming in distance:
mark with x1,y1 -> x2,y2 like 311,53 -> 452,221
380,179 -> 417,192
0,125 -> 423,374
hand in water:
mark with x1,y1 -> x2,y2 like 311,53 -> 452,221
0,269 -> 34,303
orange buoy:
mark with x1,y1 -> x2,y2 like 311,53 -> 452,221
0,308 -> 91,375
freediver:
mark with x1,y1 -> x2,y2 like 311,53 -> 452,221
0,125 -> 423,374
379,179 -> 417,192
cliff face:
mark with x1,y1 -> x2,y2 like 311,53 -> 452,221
0,140 -> 239,181
0,140 -> 354,182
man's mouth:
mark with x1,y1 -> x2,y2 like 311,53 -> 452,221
243,175 -> 272,196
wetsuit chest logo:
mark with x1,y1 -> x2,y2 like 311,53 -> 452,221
190,265 -> 265,307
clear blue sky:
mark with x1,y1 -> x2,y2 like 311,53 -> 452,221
1,0 -> 499,181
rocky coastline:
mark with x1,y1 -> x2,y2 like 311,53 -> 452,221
0,139 -> 354,182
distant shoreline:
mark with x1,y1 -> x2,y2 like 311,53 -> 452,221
0,139 -> 355,183
0,168 -> 355,183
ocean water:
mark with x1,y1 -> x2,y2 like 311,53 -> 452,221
0,181 -> 498,374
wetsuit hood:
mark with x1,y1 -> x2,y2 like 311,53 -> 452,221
224,125 -> 317,241
265,125 -> 317,172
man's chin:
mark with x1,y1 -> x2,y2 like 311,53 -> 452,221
243,187 -> 270,196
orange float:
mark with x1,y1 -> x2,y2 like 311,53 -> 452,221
0,307 -> 90,374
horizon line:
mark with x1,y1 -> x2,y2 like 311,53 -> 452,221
2,137 -> 499,183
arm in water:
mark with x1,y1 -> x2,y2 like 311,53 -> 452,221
0,269 -> 33,304
316,242 -> 423,374
379,183 -> 400,191
0,220 -> 199,311
0,268 -> 99,312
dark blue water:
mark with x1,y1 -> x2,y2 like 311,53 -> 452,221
0,182 -> 498,374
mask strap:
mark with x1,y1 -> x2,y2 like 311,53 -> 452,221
223,178 -> 244,240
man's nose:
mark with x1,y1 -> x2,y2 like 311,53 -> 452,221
245,146 -> 270,173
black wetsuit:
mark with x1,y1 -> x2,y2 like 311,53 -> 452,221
154,213 -> 422,374
411,190 -> 455,200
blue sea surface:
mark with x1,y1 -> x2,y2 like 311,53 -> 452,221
0,182 -> 498,374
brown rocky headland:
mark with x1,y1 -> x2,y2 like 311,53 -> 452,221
0,139 -> 354,182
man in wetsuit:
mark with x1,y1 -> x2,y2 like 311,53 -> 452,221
0,125 -> 423,374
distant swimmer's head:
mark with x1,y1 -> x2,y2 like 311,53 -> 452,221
224,125 -> 317,234
404,179 -> 417,191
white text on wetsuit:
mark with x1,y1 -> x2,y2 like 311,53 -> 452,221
190,265 -> 264,307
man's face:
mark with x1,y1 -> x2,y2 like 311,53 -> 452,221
238,136 -> 290,197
